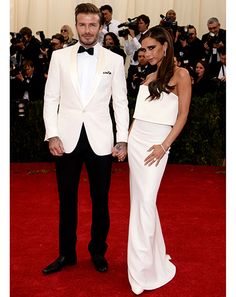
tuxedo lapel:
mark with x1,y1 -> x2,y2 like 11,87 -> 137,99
70,43 -> 82,104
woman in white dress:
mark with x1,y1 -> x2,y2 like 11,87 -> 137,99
127,26 -> 192,295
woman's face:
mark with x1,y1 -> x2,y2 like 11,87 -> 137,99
195,62 -> 205,78
60,27 -> 69,40
105,35 -> 114,46
141,37 -> 167,67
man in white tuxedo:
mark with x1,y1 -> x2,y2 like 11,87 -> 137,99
42,3 -> 129,275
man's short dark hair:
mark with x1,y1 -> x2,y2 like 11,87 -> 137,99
137,14 -> 150,26
52,33 -> 64,44
19,27 -> 32,37
75,3 -> 102,25
100,5 -> 113,13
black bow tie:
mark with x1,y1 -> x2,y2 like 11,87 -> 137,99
78,46 -> 94,55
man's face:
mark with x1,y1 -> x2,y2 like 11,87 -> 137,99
101,9 -> 112,23
137,51 -> 148,66
51,38 -> 64,50
23,64 -> 34,77
166,10 -> 176,22
188,28 -> 197,43
208,22 -> 220,35
220,53 -> 226,65
138,19 -> 148,33
76,13 -> 101,47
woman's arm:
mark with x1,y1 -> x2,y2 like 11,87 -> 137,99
144,67 -> 192,166
162,67 -> 192,150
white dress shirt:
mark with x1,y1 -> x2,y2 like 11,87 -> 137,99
124,30 -> 148,66
103,19 -> 121,36
218,64 -> 226,80
77,43 -> 99,107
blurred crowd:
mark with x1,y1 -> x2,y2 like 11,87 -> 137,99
10,5 -> 226,120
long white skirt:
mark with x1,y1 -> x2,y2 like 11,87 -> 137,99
127,119 -> 176,292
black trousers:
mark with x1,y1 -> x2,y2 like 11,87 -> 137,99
55,125 -> 112,259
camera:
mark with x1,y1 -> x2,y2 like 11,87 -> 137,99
36,30 -> 51,50
160,14 -> 178,31
177,26 -> 189,41
206,32 -> 220,48
10,32 -> 25,45
118,17 -> 138,37
10,65 -> 22,79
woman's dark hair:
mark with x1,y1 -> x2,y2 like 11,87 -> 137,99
103,32 -> 120,47
142,26 -> 175,100
193,59 -> 209,82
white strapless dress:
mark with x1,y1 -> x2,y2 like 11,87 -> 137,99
127,85 -> 177,294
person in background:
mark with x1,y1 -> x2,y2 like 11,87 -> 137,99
187,25 -> 205,68
127,26 -> 191,295
159,9 -> 178,42
11,59 -> 46,103
40,33 -> 65,79
42,3 -> 129,275
100,4 -> 121,36
209,46 -> 226,83
123,14 -> 150,81
126,48 -> 156,98
60,24 -> 78,47
192,59 -> 213,96
165,9 -> 177,22
103,32 -> 126,63
201,17 -> 226,65
17,27 -> 42,74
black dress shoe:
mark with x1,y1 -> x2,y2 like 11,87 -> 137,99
91,255 -> 108,272
42,256 -> 77,275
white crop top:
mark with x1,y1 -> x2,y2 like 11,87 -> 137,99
133,84 -> 178,126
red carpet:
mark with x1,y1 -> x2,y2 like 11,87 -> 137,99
10,162 -> 225,297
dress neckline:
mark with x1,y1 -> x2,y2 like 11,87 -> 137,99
140,84 -> 178,98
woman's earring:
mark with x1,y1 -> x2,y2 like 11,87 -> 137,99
164,49 -> 167,56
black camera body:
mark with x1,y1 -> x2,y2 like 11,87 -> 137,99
178,26 -> 190,41
10,65 -> 23,79
36,31 -> 51,50
160,14 -> 178,32
10,32 -> 25,45
206,32 -> 220,48
118,17 -> 138,37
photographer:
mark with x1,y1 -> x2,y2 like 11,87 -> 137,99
209,46 -> 226,93
11,59 -> 46,102
201,17 -> 226,65
187,25 -> 205,68
159,9 -> 178,41
174,26 -> 192,69
126,48 -> 156,98
18,27 -> 42,74
121,14 -> 150,78
10,33 -> 25,71
100,5 -> 121,37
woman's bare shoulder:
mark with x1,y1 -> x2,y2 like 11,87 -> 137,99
143,71 -> 157,85
174,66 -> 190,79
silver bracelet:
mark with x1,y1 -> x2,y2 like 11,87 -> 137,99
160,144 -> 167,154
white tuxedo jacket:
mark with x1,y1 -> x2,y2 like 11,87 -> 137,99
43,42 -> 129,155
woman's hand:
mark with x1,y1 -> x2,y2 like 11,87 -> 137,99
144,144 -> 167,166
112,142 -> 127,162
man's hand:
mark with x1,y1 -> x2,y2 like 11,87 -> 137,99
112,142 -> 127,162
48,136 -> 64,156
